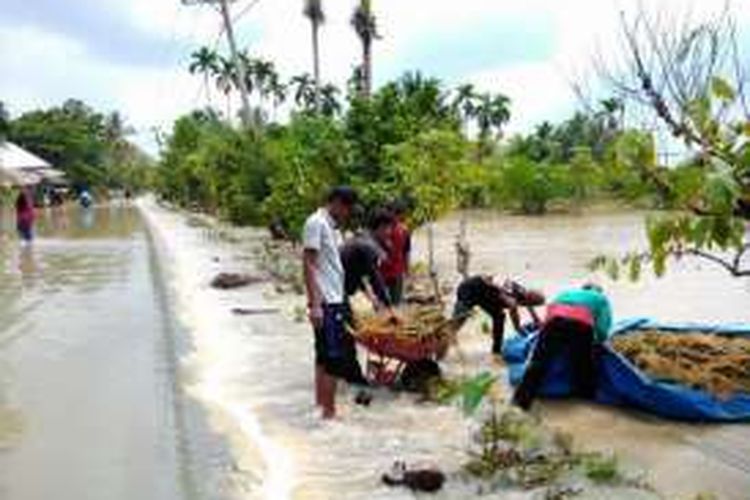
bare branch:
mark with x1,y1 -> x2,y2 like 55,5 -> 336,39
684,246 -> 750,277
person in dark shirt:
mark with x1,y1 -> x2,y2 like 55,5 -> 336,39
453,275 -> 545,355
340,209 -> 395,310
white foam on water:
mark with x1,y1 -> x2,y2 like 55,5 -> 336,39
139,199 -> 295,500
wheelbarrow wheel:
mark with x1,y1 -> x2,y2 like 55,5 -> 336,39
399,359 -> 442,393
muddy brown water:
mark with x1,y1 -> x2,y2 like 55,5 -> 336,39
143,203 -> 750,500
2,203 -> 748,499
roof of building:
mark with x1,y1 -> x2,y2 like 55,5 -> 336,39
0,141 -> 51,170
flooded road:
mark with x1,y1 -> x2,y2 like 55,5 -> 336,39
0,205 -> 240,500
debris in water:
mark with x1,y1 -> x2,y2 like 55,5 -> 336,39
210,272 -> 265,290
382,461 -> 446,493
230,307 -> 279,316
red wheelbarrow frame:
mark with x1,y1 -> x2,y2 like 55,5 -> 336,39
354,333 -> 452,386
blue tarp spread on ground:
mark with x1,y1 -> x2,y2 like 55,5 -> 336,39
503,318 -> 750,422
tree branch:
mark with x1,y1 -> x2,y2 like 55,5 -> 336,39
683,245 -> 750,277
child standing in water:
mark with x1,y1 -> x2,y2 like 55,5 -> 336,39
15,187 -> 35,244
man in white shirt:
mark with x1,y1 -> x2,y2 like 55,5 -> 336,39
303,186 -> 363,419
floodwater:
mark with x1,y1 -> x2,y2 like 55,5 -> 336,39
3,202 -> 749,500
424,210 -> 750,498
0,205 -> 249,500
142,202 -> 750,500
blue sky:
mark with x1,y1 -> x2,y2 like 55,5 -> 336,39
0,0 -> 747,155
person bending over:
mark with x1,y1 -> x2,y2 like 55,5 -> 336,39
511,283 -> 612,411
341,209 -> 396,311
453,275 -> 545,355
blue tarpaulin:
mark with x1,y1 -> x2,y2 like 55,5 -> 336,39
503,318 -> 750,422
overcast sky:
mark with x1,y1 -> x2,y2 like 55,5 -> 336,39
1,0 -> 748,155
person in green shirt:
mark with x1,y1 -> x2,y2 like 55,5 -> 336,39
512,283 -> 613,410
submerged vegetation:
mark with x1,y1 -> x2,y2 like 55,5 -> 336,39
463,406 -> 654,496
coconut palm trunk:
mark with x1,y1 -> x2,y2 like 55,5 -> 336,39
304,0 -> 325,113
352,0 -> 378,99
362,36 -> 373,98
311,20 -> 321,111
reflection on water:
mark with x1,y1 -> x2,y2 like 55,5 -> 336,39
0,205 -> 194,500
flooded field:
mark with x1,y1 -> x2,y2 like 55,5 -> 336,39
143,202 -> 750,500
420,211 -> 750,498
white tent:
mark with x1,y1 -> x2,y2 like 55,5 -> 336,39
0,141 -> 64,186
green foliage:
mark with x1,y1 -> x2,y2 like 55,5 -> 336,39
6,99 -> 151,189
459,372 -> 496,415
582,453 -> 620,483
158,110 -> 272,225
345,72 -> 458,183
498,156 -> 557,214
162,64 -> 667,242
384,128 -> 469,225
0,101 -> 9,139
592,76 -> 750,279
263,115 -> 349,236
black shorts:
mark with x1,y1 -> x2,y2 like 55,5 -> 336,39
313,304 -> 368,385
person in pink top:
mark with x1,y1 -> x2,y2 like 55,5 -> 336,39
15,187 -> 35,243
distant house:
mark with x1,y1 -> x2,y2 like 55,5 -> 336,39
0,141 -> 65,186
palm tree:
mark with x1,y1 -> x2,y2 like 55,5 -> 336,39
215,56 -> 238,119
236,51 -> 256,97
189,46 -> 219,106
290,74 -> 316,110
267,73 -> 287,121
452,84 -> 478,135
476,93 -> 511,140
254,59 -> 277,106
319,83 -> 341,117
475,92 -> 511,160
347,65 -> 366,97
303,0 -> 325,112
351,0 -> 380,98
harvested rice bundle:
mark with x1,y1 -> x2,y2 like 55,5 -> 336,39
612,330 -> 750,398
354,304 -> 459,342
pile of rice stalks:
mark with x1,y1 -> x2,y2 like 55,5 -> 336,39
355,304 -> 457,341
612,330 -> 750,398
